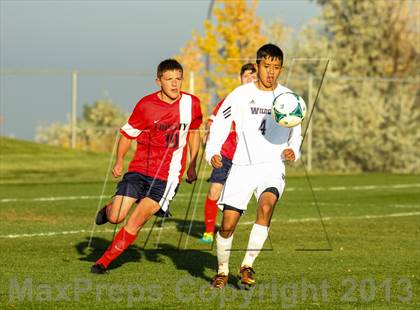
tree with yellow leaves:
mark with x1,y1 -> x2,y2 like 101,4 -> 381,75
177,0 -> 267,116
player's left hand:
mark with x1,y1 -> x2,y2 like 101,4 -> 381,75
282,148 -> 296,161
186,165 -> 197,184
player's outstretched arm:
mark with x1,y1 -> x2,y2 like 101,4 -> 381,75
186,129 -> 200,183
283,124 -> 303,162
112,135 -> 132,178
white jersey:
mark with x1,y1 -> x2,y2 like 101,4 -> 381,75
206,82 -> 302,165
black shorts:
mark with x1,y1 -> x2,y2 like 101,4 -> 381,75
208,155 -> 233,185
115,172 -> 178,217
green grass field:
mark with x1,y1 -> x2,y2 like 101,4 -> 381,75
0,137 -> 419,309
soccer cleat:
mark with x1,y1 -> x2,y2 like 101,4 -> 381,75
90,263 -> 108,274
200,232 -> 214,244
239,265 -> 256,288
95,206 -> 109,225
212,273 -> 228,289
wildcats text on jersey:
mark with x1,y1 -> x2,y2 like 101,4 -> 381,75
250,107 -> 272,115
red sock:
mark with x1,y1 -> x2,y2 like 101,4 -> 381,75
204,198 -> 218,233
96,227 -> 137,268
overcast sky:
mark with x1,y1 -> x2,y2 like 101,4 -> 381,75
0,0 -> 320,140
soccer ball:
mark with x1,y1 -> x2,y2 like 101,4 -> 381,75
271,92 -> 306,128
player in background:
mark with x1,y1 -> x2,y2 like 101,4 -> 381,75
200,63 -> 257,244
91,59 -> 202,274
205,44 -> 302,288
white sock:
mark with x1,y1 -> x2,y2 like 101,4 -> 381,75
216,231 -> 233,275
241,223 -> 269,268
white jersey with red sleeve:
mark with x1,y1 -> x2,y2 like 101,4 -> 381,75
208,98 -> 237,161
209,99 -> 224,122
206,82 -> 302,165
120,91 -> 202,182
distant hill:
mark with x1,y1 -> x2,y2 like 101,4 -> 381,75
0,137 -> 113,184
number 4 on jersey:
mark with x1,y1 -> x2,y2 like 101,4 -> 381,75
259,119 -> 266,136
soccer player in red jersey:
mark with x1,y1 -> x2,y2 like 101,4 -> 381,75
200,63 -> 257,244
91,59 -> 202,274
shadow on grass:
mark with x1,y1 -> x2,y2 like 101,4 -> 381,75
76,237 -> 217,282
164,218 -> 207,240
154,217 -> 219,240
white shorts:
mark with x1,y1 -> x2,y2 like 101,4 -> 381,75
218,161 -> 286,211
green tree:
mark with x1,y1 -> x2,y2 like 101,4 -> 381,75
292,0 -> 419,172
36,99 -> 127,152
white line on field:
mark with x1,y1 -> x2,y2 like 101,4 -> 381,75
306,183 -> 420,192
1,183 -> 419,203
390,204 -> 420,208
1,211 -> 418,239
0,195 -> 110,203
303,202 -> 420,208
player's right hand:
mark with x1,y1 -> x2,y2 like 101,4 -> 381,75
282,148 -> 296,161
112,162 -> 123,178
211,155 -> 223,169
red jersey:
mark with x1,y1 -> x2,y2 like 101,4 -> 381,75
209,99 -> 237,160
120,91 -> 202,182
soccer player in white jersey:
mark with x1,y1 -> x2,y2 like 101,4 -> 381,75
205,44 -> 302,289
